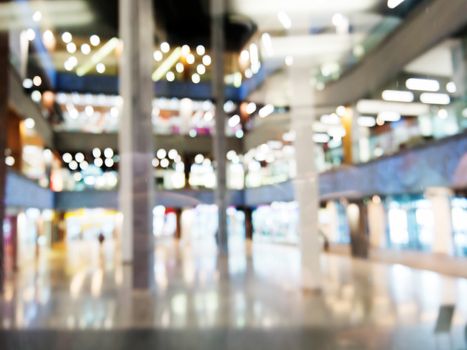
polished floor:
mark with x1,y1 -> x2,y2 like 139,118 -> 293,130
1,237 -> 467,349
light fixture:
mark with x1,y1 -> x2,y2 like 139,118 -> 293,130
81,43 -> 91,55
332,13 -> 349,34
321,113 -> 340,125
66,42 -> 77,54
26,28 -> 36,41
226,150 -> 237,161
246,102 -> 257,115
160,42 -> 170,53
194,154 -> 204,164
76,37 -> 120,76
105,158 -> 114,167
244,69 -> 253,79
90,35 -> 100,46
23,79 -> 33,89
382,90 -> 414,103
153,50 -> 163,62
406,78 -> 440,92
42,29 -> 57,51
196,45 -> 205,56
175,62 -> 184,73
94,158 -> 103,167
223,101 -> 236,113
5,156 -> 15,167
378,111 -> 401,122
192,73 -> 200,84
166,71 -> 175,82
387,0 -> 405,9
168,149 -> 178,159
420,93 -> 450,105
239,50 -> 250,67
356,99 -> 429,116
75,152 -> 85,163
313,134 -> 330,143
32,76 -> 42,87
73,173 -> 83,182
228,114 -> 241,127
186,53 -> 195,65
261,33 -> 273,57
80,161 -> 89,170
202,55 -> 211,66
156,149 -> 167,159
282,131 -> 296,142
259,104 -> 274,118
196,64 -> 206,75
152,47 -> 182,81
96,63 -> 106,74
357,116 -> 376,127
235,130 -> 244,139
277,11 -> 292,30
250,43 -> 260,73
437,109 -> 448,119
181,45 -> 190,56
152,158 -> 159,167
32,11 -> 42,22
62,153 -> 72,163
446,82 -> 457,94
104,148 -> 114,158
61,32 -> 72,43
31,90 -> 42,102
69,161 -> 78,170
92,148 -> 101,158
336,105 -> 347,116
160,159 -> 169,168
85,105 -> 94,116
24,118 -> 35,129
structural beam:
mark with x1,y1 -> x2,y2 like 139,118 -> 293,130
119,0 -> 155,289
211,0 -> 228,253
315,0 -> 467,106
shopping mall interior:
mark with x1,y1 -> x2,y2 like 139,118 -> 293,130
0,0 -> 467,349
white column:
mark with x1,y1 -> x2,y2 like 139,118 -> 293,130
368,196 -> 386,249
119,0 -> 155,289
426,187 -> 454,255
289,65 -> 322,291
211,0 -> 228,253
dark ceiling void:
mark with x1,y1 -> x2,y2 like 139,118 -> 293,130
73,0 -> 257,52
376,0 -> 427,18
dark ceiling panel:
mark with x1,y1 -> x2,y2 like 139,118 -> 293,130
73,0 -> 256,51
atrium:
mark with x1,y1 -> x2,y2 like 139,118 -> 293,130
0,0 -> 467,349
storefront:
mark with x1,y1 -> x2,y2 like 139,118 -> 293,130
386,196 -> 434,251
452,197 -> 467,257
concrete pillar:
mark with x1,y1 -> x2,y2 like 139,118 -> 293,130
174,208 -> 182,240
451,39 -> 466,99
211,0 -> 228,253
347,201 -> 369,259
243,207 -> 253,241
119,0 -> 155,289
367,196 -> 387,249
0,7 -> 8,293
289,64 -> 322,291
426,187 -> 454,255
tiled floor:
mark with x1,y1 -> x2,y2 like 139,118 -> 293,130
1,238 -> 467,349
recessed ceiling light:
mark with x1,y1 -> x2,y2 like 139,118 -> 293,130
382,90 -> 414,103
406,78 -> 440,92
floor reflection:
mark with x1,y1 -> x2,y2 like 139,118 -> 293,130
1,237 -> 467,348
